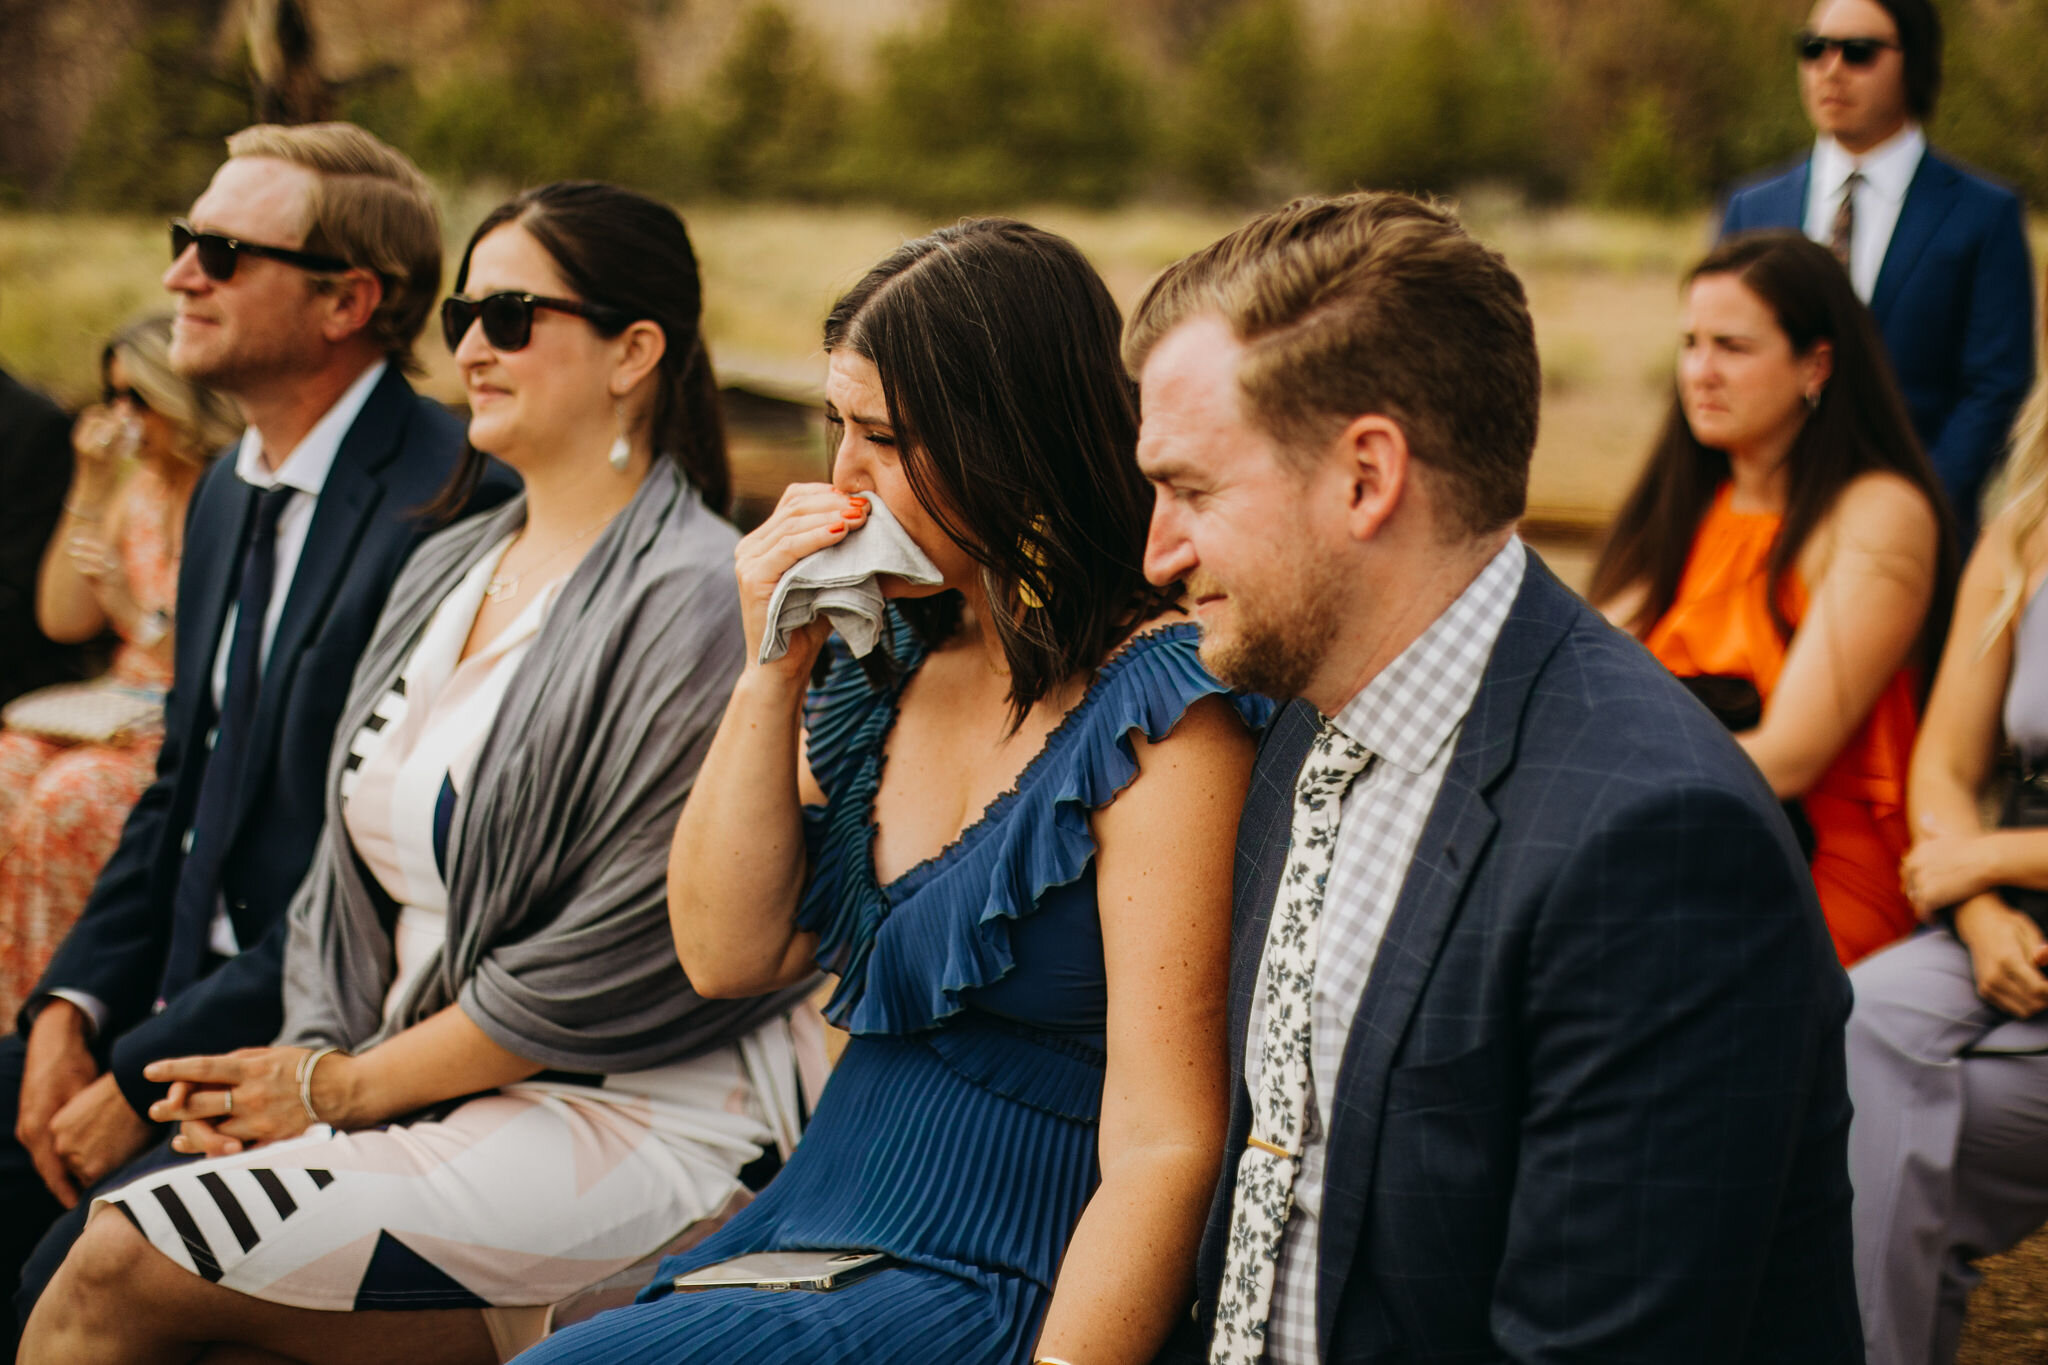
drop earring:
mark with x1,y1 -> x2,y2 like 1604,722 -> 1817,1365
607,399 -> 631,473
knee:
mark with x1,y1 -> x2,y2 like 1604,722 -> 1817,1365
53,1208 -> 152,1306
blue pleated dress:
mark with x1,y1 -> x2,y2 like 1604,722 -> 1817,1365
521,616 -> 1266,1364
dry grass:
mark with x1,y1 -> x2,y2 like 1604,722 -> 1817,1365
0,200 -> 1697,545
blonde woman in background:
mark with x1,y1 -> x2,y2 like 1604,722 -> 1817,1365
1848,318 -> 2048,1363
0,316 -> 237,1019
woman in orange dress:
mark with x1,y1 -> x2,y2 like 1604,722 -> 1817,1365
0,317 -> 237,1018
1591,231 -> 1955,966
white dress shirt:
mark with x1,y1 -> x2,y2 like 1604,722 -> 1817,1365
49,360 -> 387,1032
1248,536 -> 1526,1365
1803,123 -> 1926,302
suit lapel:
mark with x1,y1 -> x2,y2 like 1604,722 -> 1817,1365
1871,153 -> 1960,323
1311,557 -> 1581,1355
1775,160 -> 1812,229
228,369 -> 412,837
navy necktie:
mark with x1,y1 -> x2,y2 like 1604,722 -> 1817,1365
158,484 -> 295,1003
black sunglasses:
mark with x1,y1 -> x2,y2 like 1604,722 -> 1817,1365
439,292 -> 633,352
1796,32 -> 1900,66
170,219 -> 351,282
102,384 -> 151,412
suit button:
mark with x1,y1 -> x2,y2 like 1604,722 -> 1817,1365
181,829 -> 195,854
232,900 -> 248,915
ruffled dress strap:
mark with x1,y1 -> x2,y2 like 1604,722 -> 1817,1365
796,614 -> 1270,1037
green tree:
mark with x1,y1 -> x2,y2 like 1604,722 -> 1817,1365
64,17 -> 252,212
410,0 -> 656,190
851,0 -> 1150,210
1305,2 -> 1551,199
1593,93 -> 1697,213
702,5 -> 845,199
1169,0 -> 1307,203
1936,0 -> 2048,204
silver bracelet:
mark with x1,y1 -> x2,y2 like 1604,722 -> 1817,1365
297,1046 -> 342,1126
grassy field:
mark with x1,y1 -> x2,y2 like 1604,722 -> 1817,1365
0,199 -> 1708,554
7,198 -> 2046,587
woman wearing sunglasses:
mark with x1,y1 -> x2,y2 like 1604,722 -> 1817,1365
24,184 -> 819,1365
0,316 -> 237,1021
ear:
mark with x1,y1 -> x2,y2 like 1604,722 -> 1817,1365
317,269 -> 385,345
1804,338 -> 1834,397
1332,413 -> 1411,544
609,320 -> 669,401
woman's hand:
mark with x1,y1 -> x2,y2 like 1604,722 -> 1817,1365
69,406 -> 135,494
1902,832 -> 2002,918
1954,897 -> 2048,1018
734,482 -> 867,685
145,1047 -> 330,1155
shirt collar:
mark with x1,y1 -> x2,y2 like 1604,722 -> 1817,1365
1330,536 -> 1526,776
233,358 -> 388,496
1812,123 -> 1925,205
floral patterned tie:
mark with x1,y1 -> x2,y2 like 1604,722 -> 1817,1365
1211,719 -> 1373,1365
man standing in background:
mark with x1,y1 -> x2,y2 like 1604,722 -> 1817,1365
1722,0 -> 2032,544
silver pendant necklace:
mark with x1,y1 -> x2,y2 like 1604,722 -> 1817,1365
485,508 -> 619,603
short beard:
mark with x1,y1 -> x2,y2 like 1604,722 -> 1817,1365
1196,557 -> 1345,701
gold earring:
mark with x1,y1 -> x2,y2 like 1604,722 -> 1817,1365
1018,516 -> 1048,609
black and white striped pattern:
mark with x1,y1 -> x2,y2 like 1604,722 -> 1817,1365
109,1165 -> 335,1283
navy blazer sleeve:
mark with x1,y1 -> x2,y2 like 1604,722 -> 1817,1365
1489,784 -> 1852,1361
22,463 -> 234,1042
1925,191 -> 2033,520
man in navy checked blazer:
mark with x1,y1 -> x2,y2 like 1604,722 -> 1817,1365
1130,193 -> 1862,1362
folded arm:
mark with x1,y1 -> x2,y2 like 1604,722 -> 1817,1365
1739,473 -> 1938,798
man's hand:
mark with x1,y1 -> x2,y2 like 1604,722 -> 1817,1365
48,1073 -> 152,1193
18,1000 -> 101,1208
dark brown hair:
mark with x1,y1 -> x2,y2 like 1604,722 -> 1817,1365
1865,0 -> 1942,122
1124,191 -> 1539,538
825,217 -> 1172,727
1589,229 -> 1956,685
426,182 -> 728,521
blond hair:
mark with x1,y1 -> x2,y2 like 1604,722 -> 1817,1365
225,123 -> 441,374
1982,373 -> 2048,653
1123,191 -> 1540,537
106,316 -> 241,463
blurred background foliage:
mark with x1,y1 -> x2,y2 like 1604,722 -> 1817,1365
18,0 -> 2048,217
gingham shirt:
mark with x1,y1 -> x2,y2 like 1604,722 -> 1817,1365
1247,535 -> 1525,1365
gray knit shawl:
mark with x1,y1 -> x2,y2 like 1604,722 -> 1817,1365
279,461 -> 814,1069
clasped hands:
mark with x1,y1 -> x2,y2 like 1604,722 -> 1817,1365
145,1046 -> 333,1159
1904,820 -> 2048,1018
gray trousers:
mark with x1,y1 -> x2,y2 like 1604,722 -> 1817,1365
1847,928 -> 2048,1365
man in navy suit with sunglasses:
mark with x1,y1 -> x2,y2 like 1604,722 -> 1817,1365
1,122 -> 513,1344
1722,0 -> 2032,545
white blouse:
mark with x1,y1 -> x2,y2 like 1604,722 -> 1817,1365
340,535 -> 562,1023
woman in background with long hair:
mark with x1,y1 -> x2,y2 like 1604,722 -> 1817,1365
1591,228 -> 1954,966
